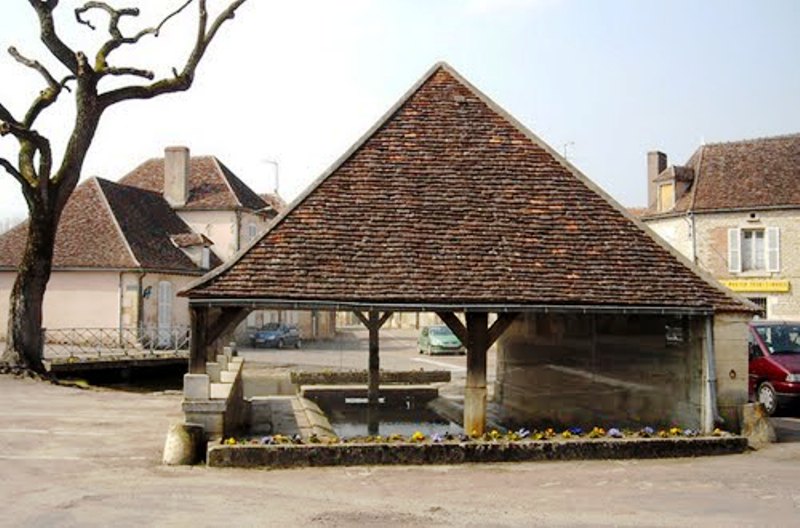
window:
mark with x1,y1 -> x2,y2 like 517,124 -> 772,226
728,227 -> 780,273
246,223 -> 259,243
657,182 -> 674,212
741,229 -> 765,271
201,247 -> 210,269
747,297 -> 767,319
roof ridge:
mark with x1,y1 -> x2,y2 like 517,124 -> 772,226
210,157 -> 242,208
702,132 -> 800,148
94,178 -> 141,268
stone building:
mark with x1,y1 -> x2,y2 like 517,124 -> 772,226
0,147 -> 334,348
639,134 -> 800,320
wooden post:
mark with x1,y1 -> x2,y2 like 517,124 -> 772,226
465,312 -> 489,436
368,310 -> 380,408
189,306 -> 208,374
353,310 -> 392,435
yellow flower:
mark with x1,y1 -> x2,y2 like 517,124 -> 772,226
669,427 -> 681,436
224,437 -> 237,445
411,431 -> 426,442
561,430 -> 572,439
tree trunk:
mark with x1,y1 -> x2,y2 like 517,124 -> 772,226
1,200 -> 58,374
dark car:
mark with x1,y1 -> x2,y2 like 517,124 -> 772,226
250,323 -> 301,349
748,321 -> 800,415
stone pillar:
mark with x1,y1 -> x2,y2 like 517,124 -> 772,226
465,312 -> 489,436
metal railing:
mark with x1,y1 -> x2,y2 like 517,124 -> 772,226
43,326 -> 190,360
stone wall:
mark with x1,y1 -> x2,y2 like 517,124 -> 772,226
712,312 -> 750,430
646,209 -> 800,319
494,313 -> 706,430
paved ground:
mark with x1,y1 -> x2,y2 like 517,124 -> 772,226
2,374 -> 800,527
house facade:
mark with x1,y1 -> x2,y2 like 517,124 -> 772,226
0,147 -> 334,349
639,134 -> 800,320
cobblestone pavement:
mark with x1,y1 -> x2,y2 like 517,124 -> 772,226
1,374 -> 800,527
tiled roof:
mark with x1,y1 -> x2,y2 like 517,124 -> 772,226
0,178 -> 220,273
119,156 -> 268,211
645,134 -> 800,216
0,179 -> 136,269
184,63 -> 750,313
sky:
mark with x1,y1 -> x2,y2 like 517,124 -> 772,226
0,0 -> 798,222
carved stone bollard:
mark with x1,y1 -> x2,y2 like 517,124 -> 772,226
162,423 -> 206,465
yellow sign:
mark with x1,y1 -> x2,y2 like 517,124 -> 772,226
719,279 -> 790,293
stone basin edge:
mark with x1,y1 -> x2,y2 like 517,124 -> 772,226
207,436 -> 748,469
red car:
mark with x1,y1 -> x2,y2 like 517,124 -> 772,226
749,321 -> 800,415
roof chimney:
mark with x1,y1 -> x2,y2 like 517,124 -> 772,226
164,146 -> 189,207
647,151 -> 667,209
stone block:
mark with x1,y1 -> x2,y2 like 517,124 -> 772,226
210,382 -> 232,400
183,374 -> 210,400
739,403 -> 776,449
206,362 -> 222,383
220,370 -> 237,383
216,355 -> 229,370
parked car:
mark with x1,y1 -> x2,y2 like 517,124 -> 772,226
250,323 -> 301,349
748,320 -> 800,415
418,325 -> 465,355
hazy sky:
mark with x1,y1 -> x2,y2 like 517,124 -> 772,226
0,0 -> 798,221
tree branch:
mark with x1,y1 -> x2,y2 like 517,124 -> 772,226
102,66 -> 154,80
78,0 -> 194,67
7,46 -> 68,127
98,0 -> 247,109
27,0 -> 80,75
0,157 -> 24,186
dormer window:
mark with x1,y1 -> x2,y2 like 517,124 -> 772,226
657,182 -> 674,212
201,247 -> 210,270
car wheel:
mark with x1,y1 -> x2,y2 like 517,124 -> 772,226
277,339 -> 284,350
295,339 -> 302,349
757,382 -> 778,416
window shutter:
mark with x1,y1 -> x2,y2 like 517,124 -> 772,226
767,227 -> 780,272
728,228 -> 741,273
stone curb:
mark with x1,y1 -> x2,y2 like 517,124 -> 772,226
207,436 -> 748,469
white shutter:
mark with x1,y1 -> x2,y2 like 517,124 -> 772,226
728,228 -> 741,273
158,282 -> 172,327
767,227 -> 780,272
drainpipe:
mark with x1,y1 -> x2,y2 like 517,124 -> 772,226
689,212 -> 698,265
118,272 -> 124,348
703,315 -> 722,432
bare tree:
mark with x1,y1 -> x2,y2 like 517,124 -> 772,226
0,0 -> 248,374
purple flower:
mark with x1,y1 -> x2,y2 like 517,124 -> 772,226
517,428 -> 531,439
641,426 -> 655,436
568,427 -> 583,435
260,436 -> 274,445
607,427 -> 623,438
431,433 -> 444,443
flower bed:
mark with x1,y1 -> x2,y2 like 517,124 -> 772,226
208,427 -> 747,469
